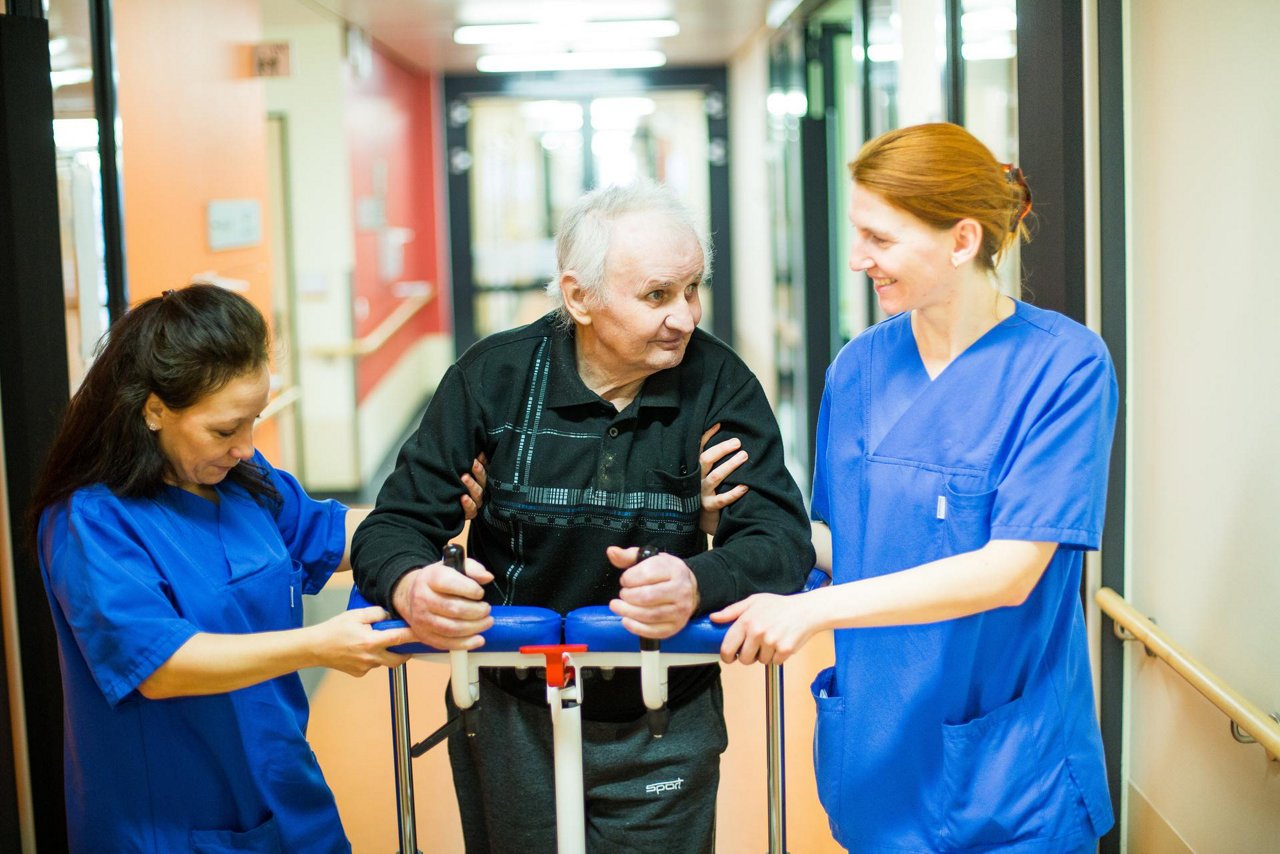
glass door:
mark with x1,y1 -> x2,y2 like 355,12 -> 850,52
444,69 -> 730,353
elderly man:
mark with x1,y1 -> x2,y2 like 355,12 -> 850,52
352,180 -> 813,853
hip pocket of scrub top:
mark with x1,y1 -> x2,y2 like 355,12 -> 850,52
811,667 -> 846,823
938,683 -> 1068,849
190,815 -> 285,853
941,481 -> 995,554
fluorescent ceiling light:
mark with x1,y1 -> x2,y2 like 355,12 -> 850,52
459,1 -> 673,25
866,43 -> 902,63
53,118 -> 99,151
476,50 -> 667,73
456,19 -> 678,45
961,8 -> 1018,33
961,40 -> 1016,61
50,68 -> 93,88
765,0 -> 803,28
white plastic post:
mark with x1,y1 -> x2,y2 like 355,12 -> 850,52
449,649 -> 478,709
547,666 -> 587,854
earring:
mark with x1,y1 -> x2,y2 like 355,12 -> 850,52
951,255 -> 962,269
147,421 -> 159,432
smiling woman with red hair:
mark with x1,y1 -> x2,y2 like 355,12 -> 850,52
714,122 -> 1117,853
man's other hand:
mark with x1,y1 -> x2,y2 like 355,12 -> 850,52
607,546 -> 700,640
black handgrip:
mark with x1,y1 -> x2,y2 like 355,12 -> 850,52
443,543 -> 465,573
635,546 -> 660,652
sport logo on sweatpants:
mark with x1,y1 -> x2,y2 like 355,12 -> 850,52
645,777 -> 684,795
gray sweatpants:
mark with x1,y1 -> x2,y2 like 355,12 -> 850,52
445,675 -> 728,854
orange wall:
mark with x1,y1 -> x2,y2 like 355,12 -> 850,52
114,0 -> 279,459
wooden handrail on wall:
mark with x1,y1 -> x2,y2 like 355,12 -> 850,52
309,290 -> 433,359
1097,587 -> 1280,761
258,384 -> 301,424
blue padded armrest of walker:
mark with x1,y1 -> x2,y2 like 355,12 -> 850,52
803,567 -> 832,592
346,586 -> 561,654
563,605 -> 728,654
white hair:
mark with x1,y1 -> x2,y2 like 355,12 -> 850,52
545,180 -> 713,325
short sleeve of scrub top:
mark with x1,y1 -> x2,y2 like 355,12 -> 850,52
43,492 -> 200,707
810,379 -> 836,527
987,355 -> 1118,550
256,452 -> 347,594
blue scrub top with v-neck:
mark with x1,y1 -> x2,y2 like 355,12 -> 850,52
810,300 -> 1117,853
39,452 -> 350,853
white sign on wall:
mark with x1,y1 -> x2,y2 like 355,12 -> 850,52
252,42 -> 292,77
207,199 -> 262,251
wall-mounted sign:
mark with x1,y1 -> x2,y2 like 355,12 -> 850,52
207,199 -> 262,251
252,42 -> 291,77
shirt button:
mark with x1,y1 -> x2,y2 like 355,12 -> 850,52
608,427 -> 619,438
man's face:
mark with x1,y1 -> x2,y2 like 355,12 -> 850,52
575,211 -> 705,385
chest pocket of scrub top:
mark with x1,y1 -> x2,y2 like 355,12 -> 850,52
224,552 -> 302,633
941,479 -> 996,555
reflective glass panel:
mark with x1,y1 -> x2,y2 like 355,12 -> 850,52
962,0 -> 1021,295
48,0 -> 110,392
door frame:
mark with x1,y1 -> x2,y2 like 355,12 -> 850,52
441,66 -> 734,354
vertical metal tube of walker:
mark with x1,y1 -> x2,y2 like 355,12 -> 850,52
389,663 -> 419,854
765,663 -> 786,854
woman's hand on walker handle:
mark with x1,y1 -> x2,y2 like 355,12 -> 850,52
391,557 -> 495,650
713,591 -> 821,665
311,606 -> 416,676
698,423 -> 749,535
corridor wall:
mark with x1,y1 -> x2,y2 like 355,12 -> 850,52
114,0 -> 281,461
1125,1 -> 1280,850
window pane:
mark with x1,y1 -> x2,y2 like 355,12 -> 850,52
49,0 -> 111,392
962,0 -> 1021,295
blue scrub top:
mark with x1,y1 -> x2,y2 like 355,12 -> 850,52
39,452 -> 351,853
810,301 -> 1117,853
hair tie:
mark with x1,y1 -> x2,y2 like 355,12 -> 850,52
162,289 -> 177,299
1002,163 -> 1033,232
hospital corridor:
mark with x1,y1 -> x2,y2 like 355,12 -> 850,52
0,0 -> 1277,851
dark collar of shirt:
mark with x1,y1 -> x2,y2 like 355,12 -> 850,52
544,322 -> 682,412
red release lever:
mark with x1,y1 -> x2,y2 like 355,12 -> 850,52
519,644 -> 589,688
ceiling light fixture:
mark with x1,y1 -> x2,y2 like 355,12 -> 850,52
50,68 -> 93,89
455,19 -> 679,45
476,50 -> 667,73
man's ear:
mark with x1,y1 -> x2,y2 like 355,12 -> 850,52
950,217 -> 984,266
561,272 -> 593,326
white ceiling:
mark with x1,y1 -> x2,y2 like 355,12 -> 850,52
307,0 -> 774,73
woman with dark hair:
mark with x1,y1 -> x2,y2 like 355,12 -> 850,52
712,123 -> 1118,852
29,284 -> 418,852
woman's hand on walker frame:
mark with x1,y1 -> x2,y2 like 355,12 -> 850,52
459,453 -> 488,520
712,592 -> 821,665
698,423 -> 749,535
310,606 -> 416,676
